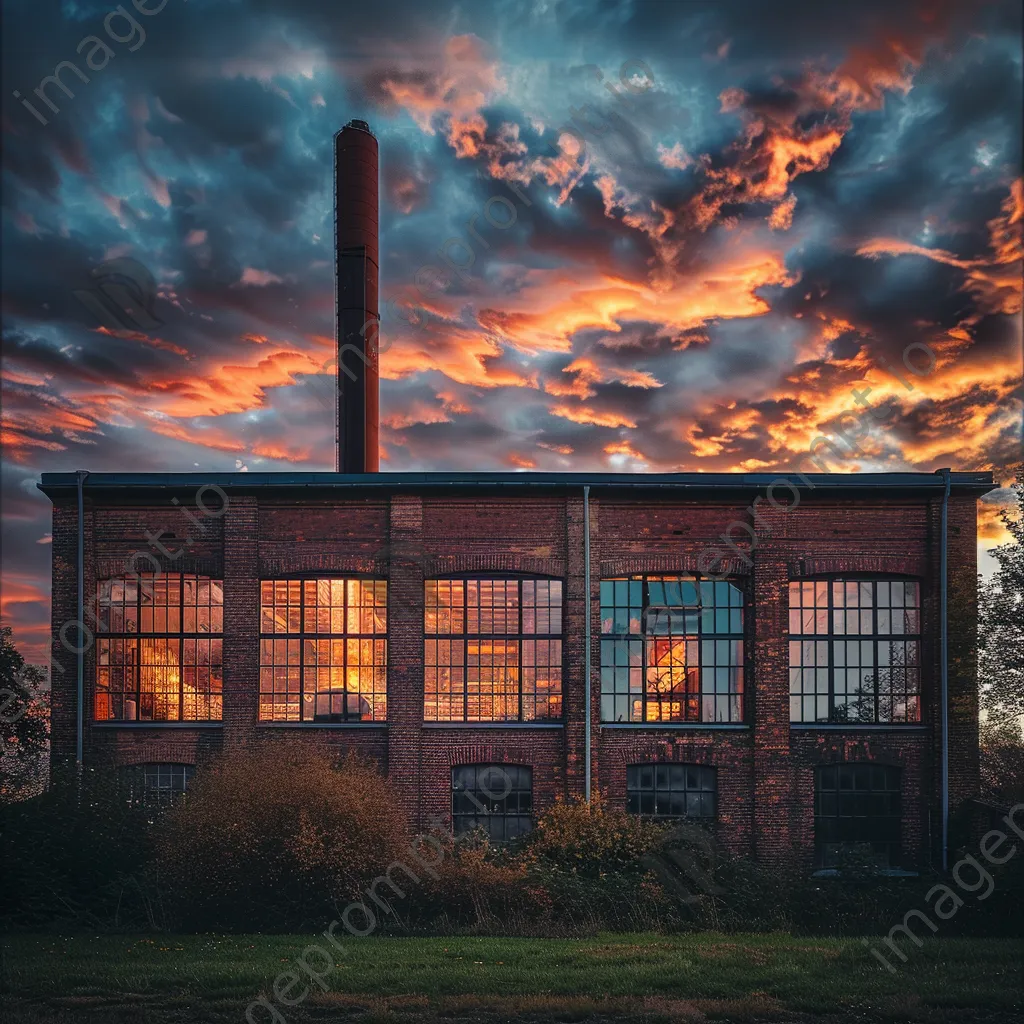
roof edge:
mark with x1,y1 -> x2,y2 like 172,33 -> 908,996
36,469 -> 998,500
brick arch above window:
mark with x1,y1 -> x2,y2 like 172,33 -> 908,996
437,744 -> 564,769
429,554 -> 566,577
601,556 -> 751,578
789,556 -> 926,578
94,555 -> 222,579
259,554 -> 384,576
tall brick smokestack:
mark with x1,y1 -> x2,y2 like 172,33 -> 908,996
335,119 -> 379,473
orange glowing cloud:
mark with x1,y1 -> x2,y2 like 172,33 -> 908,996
481,249 -> 796,353
369,34 -> 505,137
382,322 -> 535,389
550,404 -> 636,429
545,356 -> 663,400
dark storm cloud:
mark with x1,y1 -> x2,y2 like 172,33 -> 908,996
2,0 -> 1021,659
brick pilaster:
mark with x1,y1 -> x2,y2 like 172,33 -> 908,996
222,496 -> 259,747
48,501 -> 79,778
945,495 -> 981,844
751,506 -> 795,865
386,495 -> 425,827
564,494 -> 592,800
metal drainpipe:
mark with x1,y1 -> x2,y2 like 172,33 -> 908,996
76,470 -> 87,772
583,485 -> 592,802
940,467 -> 951,872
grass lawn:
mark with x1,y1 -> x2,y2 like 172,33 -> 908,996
1,932 -> 1021,1023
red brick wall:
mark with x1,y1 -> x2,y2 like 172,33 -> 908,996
45,485 -> 982,871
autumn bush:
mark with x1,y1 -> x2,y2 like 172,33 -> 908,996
393,830 -> 555,934
154,743 -> 408,931
520,794 -> 668,877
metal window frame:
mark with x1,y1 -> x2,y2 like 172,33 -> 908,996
599,575 -> 746,724
95,573 -> 223,722
626,762 -> 718,821
424,577 -> 564,723
813,762 -> 903,868
258,577 -> 388,723
451,763 -> 534,840
789,578 -> 922,725
123,761 -> 196,808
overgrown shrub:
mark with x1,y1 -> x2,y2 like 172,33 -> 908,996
520,795 -> 667,876
395,830 -> 554,934
155,744 -> 408,931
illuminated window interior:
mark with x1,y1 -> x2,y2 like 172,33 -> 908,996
95,574 -> 223,722
789,580 -> 921,723
258,579 -> 387,722
600,576 -> 744,723
425,578 -> 562,722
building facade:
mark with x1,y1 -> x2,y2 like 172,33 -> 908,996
40,469 -> 994,870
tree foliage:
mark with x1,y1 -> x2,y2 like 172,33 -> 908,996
978,463 -> 1024,728
0,626 -> 49,803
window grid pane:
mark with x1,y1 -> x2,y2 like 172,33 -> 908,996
626,763 -> 717,820
424,579 -> 562,722
814,763 -> 902,868
452,764 -> 533,841
600,576 -> 744,723
95,574 -> 223,722
788,580 -> 921,724
258,578 -> 388,722
124,763 -> 195,808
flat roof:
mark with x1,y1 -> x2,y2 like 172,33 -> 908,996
37,469 -> 997,500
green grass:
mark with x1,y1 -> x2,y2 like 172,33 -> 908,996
2,932 -> 1021,1022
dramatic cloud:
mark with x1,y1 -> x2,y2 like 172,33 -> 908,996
1,0 -> 1021,660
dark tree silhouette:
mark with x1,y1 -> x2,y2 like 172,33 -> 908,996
0,626 -> 49,803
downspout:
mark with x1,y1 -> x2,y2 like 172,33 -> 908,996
583,485 -> 592,802
939,467 -> 951,872
76,470 -> 87,773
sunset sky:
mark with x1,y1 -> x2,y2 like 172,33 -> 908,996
2,0 -> 1022,663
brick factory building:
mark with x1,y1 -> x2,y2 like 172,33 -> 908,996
39,468 -> 995,870
36,121 -> 998,871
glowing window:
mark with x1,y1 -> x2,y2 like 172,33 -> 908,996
258,579 -> 387,722
424,579 -> 562,722
600,576 -> 744,723
95,575 -> 222,722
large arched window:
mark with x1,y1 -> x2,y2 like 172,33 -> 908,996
789,579 -> 921,723
425,578 -> 562,722
600,576 -> 745,723
814,763 -> 902,868
259,579 -> 387,722
96,574 -> 223,721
